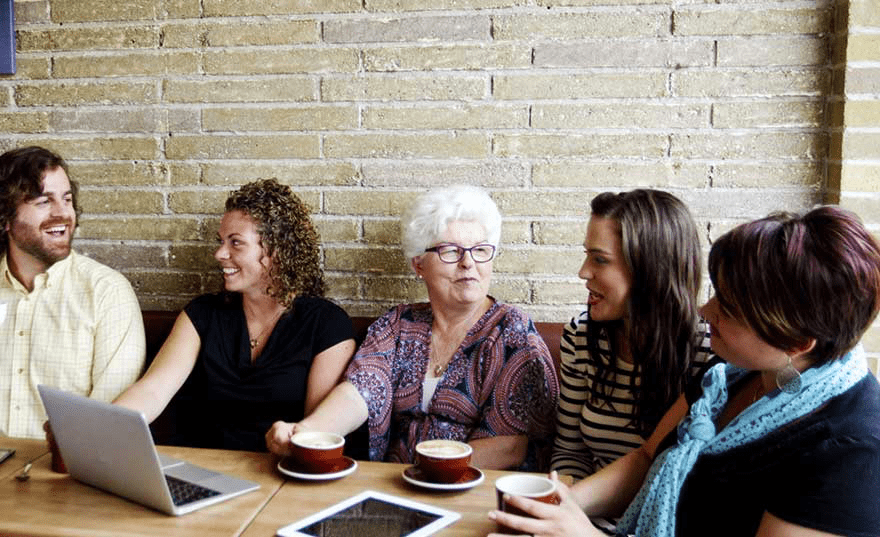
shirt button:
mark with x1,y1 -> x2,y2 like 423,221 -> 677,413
18,369 -> 24,374
18,331 -> 25,336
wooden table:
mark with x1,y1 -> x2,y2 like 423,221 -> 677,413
0,437 -> 49,480
0,441 -> 516,537
243,460 -> 507,537
0,443 -> 285,537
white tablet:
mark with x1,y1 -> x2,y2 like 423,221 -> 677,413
276,490 -> 461,537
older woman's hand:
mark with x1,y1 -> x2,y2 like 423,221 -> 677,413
487,473 -> 602,537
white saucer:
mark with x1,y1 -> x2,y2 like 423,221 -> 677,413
277,456 -> 358,481
402,465 -> 485,491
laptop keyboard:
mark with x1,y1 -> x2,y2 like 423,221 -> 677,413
165,475 -> 221,506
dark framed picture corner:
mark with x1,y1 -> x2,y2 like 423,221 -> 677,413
1,0 -> 15,75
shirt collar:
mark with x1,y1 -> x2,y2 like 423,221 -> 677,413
0,251 -> 75,292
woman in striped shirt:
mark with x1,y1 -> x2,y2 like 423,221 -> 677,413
551,190 -> 711,480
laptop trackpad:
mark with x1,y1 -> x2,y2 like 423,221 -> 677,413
165,464 -> 221,483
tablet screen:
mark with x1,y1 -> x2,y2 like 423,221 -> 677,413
276,490 -> 460,537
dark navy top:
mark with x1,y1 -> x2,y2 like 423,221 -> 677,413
167,292 -> 353,452
662,359 -> 880,536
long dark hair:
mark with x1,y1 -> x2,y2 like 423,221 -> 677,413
587,189 -> 703,436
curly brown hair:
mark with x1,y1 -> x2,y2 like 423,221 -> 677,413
225,179 -> 325,306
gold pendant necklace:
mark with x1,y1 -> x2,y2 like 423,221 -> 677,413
249,309 -> 283,349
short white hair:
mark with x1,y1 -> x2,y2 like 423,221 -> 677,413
401,185 -> 502,261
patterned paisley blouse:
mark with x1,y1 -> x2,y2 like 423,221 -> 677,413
344,300 -> 560,471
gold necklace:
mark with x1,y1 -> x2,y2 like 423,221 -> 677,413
249,309 -> 283,349
428,305 -> 485,377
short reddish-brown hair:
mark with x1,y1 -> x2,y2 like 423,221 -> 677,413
708,206 -> 880,364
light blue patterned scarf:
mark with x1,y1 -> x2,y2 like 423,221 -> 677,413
617,345 -> 869,537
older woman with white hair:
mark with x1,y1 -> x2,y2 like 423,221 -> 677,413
267,185 -> 559,471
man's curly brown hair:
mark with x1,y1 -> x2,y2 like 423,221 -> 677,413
225,179 -> 325,306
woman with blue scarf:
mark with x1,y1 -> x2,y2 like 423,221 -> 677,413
489,206 -> 880,537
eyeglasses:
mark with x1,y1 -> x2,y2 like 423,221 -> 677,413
424,243 -> 496,264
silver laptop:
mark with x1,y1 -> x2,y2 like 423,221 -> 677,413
38,384 -> 260,516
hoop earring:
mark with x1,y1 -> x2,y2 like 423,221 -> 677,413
775,355 -> 802,394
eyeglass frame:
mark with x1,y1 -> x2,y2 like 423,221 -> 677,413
423,243 -> 497,264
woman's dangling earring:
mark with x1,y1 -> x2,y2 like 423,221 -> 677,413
776,355 -> 802,394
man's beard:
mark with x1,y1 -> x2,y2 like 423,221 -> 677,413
8,218 -> 74,267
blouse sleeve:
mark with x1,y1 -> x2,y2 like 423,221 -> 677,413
310,299 -> 355,355
470,307 -> 560,468
343,306 -> 400,461
550,311 -> 598,479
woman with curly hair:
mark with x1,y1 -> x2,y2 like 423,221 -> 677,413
114,179 -> 355,452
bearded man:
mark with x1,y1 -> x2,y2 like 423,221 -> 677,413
0,146 -> 145,438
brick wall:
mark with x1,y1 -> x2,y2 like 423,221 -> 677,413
2,0 -> 877,369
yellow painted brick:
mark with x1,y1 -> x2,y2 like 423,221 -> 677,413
54,52 -> 199,77
841,163 -> 880,192
165,134 -> 320,160
164,78 -> 316,103
487,278 -> 531,304
493,12 -> 667,39
534,221 -> 587,246
325,247 -> 409,275
325,191 -> 413,217
7,57 -> 50,79
533,161 -> 709,189
494,247 -> 578,275
713,163 -> 823,189
713,100 -> 824,128
160,23 -> 205,48
51,0 -> 162,22
203,20 -> 319,46
169,244 -> 217,270
842,132 -> 880,160
322,75 -> 486,102
501,220 -> 532,245
363,277 -> 426,301
68,162 -> 170,187
361,162 -> 528,187
78,217 -> 204,241
495,73 -> 666,99
203,49 -> 359,75
12,0 -> 50,24
168,190 -> 228,215
325,15 -> 487,43
126,270 -> 203,296
0,111 -> 49,133
838,193 -> 880,225
363,220 -> 401,245
165,0 -> 200,19
81,190 -> 164,214
15,82 -> 158,106
203,106 -> 358,132
314,218 -> 360,243
169,163 -> 202,186
673,7 -> 829,36
364,44 -> 530,72
717,36 -> 826,67
202,162 -> 359,187
843,100 -> 880,128
363,104 -> 528,130
534,40 -> 712,68
17,26 -> 160,51
533,103 -> 708,129
30,138 -> 159,160
493,191 -> 590,217
846,67 -> 880,95
324,276 -> 361,302
533,280 -> 587,305
203,0 -> 360,16
673,69 -> 827,97
79,244 -> 169,270
495,134 -> 667,159
670,132 -> 825,160
325,133 -> 490,159
368,0 -> 524,10
850,0 -> 880,27
50,108 -> 188,133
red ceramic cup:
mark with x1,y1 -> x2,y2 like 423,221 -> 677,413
290,431 -> 345,473
414,439 -> 472,483
494,474 -> 560,532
